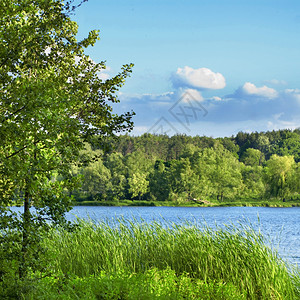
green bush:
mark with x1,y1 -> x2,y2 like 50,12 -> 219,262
26,269 -> 245,299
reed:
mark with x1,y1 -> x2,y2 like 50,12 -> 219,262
44,218 -> 299,299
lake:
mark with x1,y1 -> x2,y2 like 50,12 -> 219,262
10,205 -> 300,266
66,206 -> 300,267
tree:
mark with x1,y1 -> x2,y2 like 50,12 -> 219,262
80,160 -> 111,201
166,158 -> 200,202
240,148 -> 264,167
124,151 -> 152,200
104,152 -> 127,201
264,155 -> 295,200
241,165 -> 265,199
270,132 -> 300,162
255,135 -> 270,156
191,144 -> 243,201
292,162 -> 300,196
0,0 -> 134,282
128,172 -> 149,200
217,137 -> 240,157
149,160 -> 170,201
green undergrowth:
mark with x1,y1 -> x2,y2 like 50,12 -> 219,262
40,218 -> 300,299
24,269 -> 245,299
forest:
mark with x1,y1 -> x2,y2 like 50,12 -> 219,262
69,128 -> 300,205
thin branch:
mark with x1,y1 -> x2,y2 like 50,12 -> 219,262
5,139 -> 40,160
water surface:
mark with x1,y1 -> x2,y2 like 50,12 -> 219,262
67,206 -> 300,266
11,206 -> 300,266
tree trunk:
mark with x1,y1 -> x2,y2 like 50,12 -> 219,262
19,180 -> 31,279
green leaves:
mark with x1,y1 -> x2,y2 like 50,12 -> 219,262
264,155 -> 296,199
0,0 -> 134,280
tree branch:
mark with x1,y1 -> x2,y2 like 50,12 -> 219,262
5,139 -> 40,160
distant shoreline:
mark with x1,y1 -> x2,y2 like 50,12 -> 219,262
74,199 -> 300,208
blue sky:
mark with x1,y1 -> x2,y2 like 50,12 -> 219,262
73,0 -> 300,137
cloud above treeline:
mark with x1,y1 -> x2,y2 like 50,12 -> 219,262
240,82 -> 278,99
117,66 -> 300,136
171,66 -> 226,90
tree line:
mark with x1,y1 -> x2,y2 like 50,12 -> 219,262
70,129 -> 300,203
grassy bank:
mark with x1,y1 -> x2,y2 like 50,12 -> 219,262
73,199 -> 211,207
28,218 -> 299,299
74,198 -> 300,208
3,219 -> 299,299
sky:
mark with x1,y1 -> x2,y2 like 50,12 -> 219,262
73,0 -> 300,137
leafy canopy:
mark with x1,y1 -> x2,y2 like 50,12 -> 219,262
0,0 -> 134,281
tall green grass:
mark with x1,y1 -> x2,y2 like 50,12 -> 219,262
44,218 -> 300,299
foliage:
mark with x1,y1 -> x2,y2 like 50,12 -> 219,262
42,218 -> 300,299
128,172 -> 149,200
241,148 -> 264,166
0,0 -> 134,281
67,129 -> 300,204
264,155 -> 296,200
25,269 -> 245,300
190,144 -> 243,201
241,165 -> 265,199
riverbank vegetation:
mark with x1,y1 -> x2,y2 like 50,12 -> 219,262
2,219 -> 299,299
69,129 -> 300,206
75,198 -> 300,207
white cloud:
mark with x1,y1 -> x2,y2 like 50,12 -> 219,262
242,82 -> 278,99
97,66 -> 111,81
284,89 -> 300,105
180,88 -> 203,102
210,96 -> 222,101
120,91 -> 174,102
131,126 -> 150,134
97,71 -> 110,81
115,68 -> 300,137
264,79 -> 287,86
267,119 -> 300,131
285,88 -> 300,93
284,89 -> 300,101
173,66 -> 226,90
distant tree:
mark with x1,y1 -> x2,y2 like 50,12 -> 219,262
241,148 -> 265,167
104,152 -> 127,201
180,144 -> 198,158
80,159 -> 111,200
217,137 -> 240,157
149,160 -> 170,201
167,135 -> 189,160
125,151 -> 153,200
191,144 -> 243,201
255,135 -> 270,155
128,172 -> 149,200
166,158 -> 200,202
241,165 -> 265,199
270,132 -> 300,162
235,131 -> 251,155
264,155 -> 295,200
